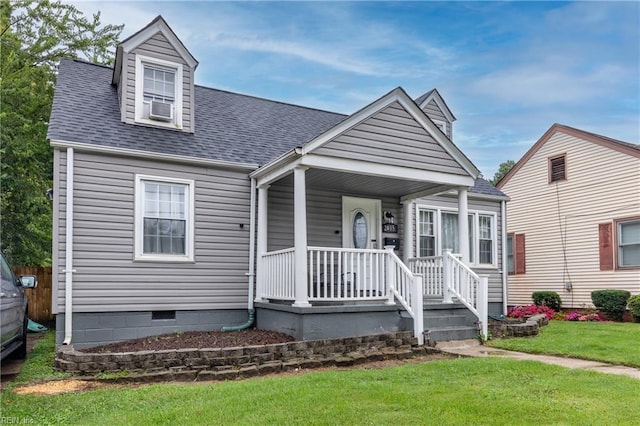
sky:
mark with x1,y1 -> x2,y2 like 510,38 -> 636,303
67,1 -> 639,179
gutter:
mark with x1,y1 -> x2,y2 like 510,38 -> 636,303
221,177 -> 257,332
62,148 -> 75,345
501,199 -> 508,316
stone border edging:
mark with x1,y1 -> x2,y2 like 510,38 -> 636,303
55,332 -> 444,382
488,313 -> 549,339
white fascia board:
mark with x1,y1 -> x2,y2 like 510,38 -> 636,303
120,18 -> 198,69
400,184 -> 457,202
254,157 -> 304,188
49,139 -> 258,170
249,149 -> 300,180
300,154 -> 475,187
301,88 -> 404,155
436,187 -> 511,202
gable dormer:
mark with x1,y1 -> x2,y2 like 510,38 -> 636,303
415,89 -> 456,140
112,16 -> 198,132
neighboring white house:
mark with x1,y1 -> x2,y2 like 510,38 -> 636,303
497,124 -> 640,308
48,16 -> 508,348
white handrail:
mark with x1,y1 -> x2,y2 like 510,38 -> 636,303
443,250 -> 489,340
386,247 -> 424,345
408,256 -> 443,296
262,248 -> 295,300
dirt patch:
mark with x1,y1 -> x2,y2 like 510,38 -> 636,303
13,379 -> 109,395
80,328 -> 296,353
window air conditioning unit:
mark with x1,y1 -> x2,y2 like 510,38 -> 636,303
149,100 -> 173,122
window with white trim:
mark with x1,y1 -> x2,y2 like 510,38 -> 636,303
617,218 -> 640,268
417,207 -> 497,267
135,55 -> 183,128
135,175 -> 194,261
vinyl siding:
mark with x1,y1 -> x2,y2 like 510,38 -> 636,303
502,131 -> 640,308
123,32 -> 194,132
55,150 -> 251,313
267,175 -> 402,254
422,99 -> 451,139
411,194 -> 504,303
314,102 -> 466,175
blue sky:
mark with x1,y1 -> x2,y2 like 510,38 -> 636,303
69,1 -> 639,179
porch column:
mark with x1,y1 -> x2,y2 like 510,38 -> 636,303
256,184 -> 270,302
402,200 -> 413,263
458,187 -> 469,264
293,167 -> 311,307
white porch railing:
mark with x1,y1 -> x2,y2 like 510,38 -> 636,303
307,247 -> 388,301
261,247 -> 295,300
442,250 -> 489,340
407,256 -> 443,296
260,246 -> 424,344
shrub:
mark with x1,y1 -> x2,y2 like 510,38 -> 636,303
566,312 -> 604,322
508,304 -> 555,321
532,291 -> 562,311
591,290 -> 631,321
628,294 -> 640,323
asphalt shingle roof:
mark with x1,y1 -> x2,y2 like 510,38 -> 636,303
48,58 -> 507,198
48,58 -> 347,166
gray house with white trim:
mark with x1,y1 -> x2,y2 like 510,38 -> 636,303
48,16 -> 509,348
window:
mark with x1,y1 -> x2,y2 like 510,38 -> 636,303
617,218 -> 640,268
506,234 -> 515,274
135,55 -> 183,128
135,175 -> 194,261
418,210 -> 435,256
416,207 -> 497,266
549,154 -> 566,182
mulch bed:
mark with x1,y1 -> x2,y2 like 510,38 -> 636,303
80,328 -> 296,353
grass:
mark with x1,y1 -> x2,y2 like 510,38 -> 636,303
489,321 -> 640,367
8,331 -> 70,386
2,358 -> 640,424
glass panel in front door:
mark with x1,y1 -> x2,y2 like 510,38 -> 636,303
353,212 -> 368,248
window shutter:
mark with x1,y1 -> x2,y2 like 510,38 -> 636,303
599,223 -> 614,271
515,233 -> 526,274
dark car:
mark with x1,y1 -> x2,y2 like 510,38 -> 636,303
1,253 -> 37,361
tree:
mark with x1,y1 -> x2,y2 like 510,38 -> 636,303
491,160 -> 515,186
0,0 -> 123,266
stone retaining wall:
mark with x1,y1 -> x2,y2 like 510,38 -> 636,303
55,332 -> 437,382
489,314 -> 549,338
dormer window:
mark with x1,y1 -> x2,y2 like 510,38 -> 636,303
135,54 -> 183,128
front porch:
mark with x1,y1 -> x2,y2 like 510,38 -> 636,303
249,89 -> 489,344
256,245 -> 489,344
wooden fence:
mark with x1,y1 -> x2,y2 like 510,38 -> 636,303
13,266 -> 53,322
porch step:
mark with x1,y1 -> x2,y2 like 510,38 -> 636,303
425,326 -> 478,343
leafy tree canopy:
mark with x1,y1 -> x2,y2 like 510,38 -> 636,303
491,160 -> 516,186
1,0 -> 123,266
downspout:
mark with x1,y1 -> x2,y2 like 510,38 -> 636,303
221,177 -> 257,331
501,199 -> 508,316
62,148 -> 75,345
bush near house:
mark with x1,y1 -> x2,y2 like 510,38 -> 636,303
532,291 -> 562,311
628,294 -> 640,323
508,304 -> 555,321
591,290 -> 631,322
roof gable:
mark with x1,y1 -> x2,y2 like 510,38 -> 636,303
112,15 -> 198,84
497,123 -> 640,188
415,88 -> 456,122
302,87 -> 479,178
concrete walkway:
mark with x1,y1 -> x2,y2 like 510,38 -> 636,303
437,340 -> 640,380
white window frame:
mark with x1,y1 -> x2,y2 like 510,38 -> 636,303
134,174 -> 194,262
135,54 -> 183,129
616,218 -> 640,269
415,204 -> 498,268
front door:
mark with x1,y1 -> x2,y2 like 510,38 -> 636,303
342,196 -> 381,249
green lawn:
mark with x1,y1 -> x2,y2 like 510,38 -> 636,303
3,332 -> 640,425
489,321 -> 640,367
